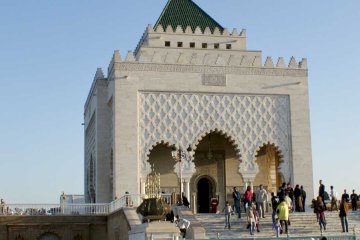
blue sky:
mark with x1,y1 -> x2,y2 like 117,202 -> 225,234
0,1 -> 359,203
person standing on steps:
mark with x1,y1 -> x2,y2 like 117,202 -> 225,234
222,201 -> 233,230
330,185 -> 338,211
276,197 -> 289,234
300,185 -> 306,212
339,199 -> 349,232
232,187 -> 241,218
255,184 -> 267,218
350,189 -> 358,211
319,180 -> 326,210
244,186 -> 253,211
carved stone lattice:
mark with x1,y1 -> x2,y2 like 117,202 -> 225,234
139,92 -> 291,181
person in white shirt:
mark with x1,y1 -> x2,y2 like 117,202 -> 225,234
330,185 -> 338,211
256,185 -> 268,218
175,215 -> 190,238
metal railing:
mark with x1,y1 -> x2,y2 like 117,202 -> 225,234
0,193 -> 174,216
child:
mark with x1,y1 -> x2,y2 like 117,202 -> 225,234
223,201 -> 233,229
247,203 -> 256,235
273,217 -> 282,238
253,204 -> 260,232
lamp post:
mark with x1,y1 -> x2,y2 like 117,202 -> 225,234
172,145 -> 192,205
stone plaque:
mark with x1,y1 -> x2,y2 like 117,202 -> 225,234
202,74 -> 226,86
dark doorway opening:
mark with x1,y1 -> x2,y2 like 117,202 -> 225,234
197,177 -> 213,213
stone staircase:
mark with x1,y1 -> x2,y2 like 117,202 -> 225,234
194,210 -> 360,239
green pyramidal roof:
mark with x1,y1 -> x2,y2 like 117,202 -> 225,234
154,0 -> 224,33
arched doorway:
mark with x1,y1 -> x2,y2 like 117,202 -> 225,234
197,177 -> 213,213
254,143 -> 283,193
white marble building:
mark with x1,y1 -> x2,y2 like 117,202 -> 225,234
84,0 -> 313,211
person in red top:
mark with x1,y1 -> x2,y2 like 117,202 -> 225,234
244,186 -> 253,211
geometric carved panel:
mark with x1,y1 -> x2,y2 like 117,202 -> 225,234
139,92 -> 291,181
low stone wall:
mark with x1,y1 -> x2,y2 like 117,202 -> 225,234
0,215 -> 107,240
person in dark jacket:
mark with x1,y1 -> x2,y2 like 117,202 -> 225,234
300,186 -> 306,212
339,199 -> 349,232
294,185 -> 302,212
318,180 -> 326,209
350,189 -> 358,211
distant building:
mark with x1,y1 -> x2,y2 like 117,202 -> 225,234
84,0 -> 313,211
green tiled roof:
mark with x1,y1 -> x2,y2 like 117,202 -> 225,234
154,0 -> 224,33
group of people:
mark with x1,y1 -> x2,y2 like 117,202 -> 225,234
225,183 -> 307,236
314,180 -> 359,233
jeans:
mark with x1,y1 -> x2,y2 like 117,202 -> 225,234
341,216 -> 348,232
234,204 -> 241,218
225,214 -> 231,228
319,216 -> 326,230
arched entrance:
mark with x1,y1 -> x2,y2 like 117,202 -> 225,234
197,177 -> 213,213
254,143 -> 283,193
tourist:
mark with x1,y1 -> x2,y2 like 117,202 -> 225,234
300,185 -> 306,212
271,192 -> 280,223
276,198 -> 289,234
255,184 -> 267,218
253,203 -> 261,232
318,180 -> 326,209
339,199 -> 349,232
247,203 -> 256,235
222,201 -> 233,229
232,187 -> 241,218
182,193 -> 190,208
311,198 -> 322,222
175,215 -> 190,238
294,185 -> 302,212
342,189 -> 350,203
287,183 -> 294,212
273,217 -> 282,238
284,192 -> 292,225
277,182 -> 287,201
350,189 -> 358,211
244,186 -> 253,211
330,185 -> 338,211
312,198 -> 319,222
315,196 -> 326,232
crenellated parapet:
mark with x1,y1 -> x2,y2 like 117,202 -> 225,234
108,49 -> 307,70
134,24 -> 247,56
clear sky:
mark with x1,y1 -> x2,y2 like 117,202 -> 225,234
0,0 -> 359,203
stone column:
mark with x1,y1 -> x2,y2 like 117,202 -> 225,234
184,180 -> 190,200
140,178 -> 146,195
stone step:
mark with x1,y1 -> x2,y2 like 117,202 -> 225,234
194,211 -> 360,239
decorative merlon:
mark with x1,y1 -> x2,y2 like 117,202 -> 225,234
113,50 -> 121,62
125,51 -> 135,62
264,56 -> 274,68
94,68 -> 104,81
299,58 -> 307,69
276,57 -> 286,68
288,56 -> 298,68
151,24 -> 246,37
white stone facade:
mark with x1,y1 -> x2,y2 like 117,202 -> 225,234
84,22 -> 313,205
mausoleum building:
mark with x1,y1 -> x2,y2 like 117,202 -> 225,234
84,0 -> 313,211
